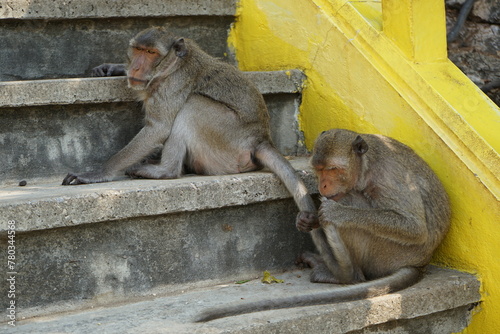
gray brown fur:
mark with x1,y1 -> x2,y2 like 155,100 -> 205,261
195,128 -> 450,322
309,129 -> 450,283
62,27 -> 316,219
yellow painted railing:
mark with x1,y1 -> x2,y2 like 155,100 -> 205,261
382,0 -> 447,62
229,0 -> 500,332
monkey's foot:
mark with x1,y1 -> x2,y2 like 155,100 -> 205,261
296,211 -> 320,232
297,252 -> 345,284
297,251 -> 323,269
62,172 -> 111,185
126,164 -> 178,179
310,268 -> 344,284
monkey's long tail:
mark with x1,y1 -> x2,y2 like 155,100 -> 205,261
253,141 -> 316,214
194,267 -> 421,322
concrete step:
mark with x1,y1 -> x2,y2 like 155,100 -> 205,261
0,70 -> 307,186
0,2 -> 482,332
0,157 -> 317,318
1,157 -> 316,232
0,0 -> 237,80
2,266 -> 480,333
2,0 -> 237,19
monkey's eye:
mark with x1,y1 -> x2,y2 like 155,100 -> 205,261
147,49 -> 156,55
326,166 -> 338,171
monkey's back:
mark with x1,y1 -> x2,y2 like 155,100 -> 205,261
364,133 -> 451,252
186,40 -> 271,138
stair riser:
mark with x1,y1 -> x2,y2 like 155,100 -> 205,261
0,94 -> 304,186
0,17 -> 234,81
0,199 -> 314,312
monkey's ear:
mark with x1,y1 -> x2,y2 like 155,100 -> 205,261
173,38 -> 187,58
352,135 -> 368,155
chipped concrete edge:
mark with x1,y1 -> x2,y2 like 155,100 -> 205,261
0,70 -> 305,108
0,0 -> 237,19
0,158 -> 317,233
3,266 -> 481,333
223,266 -> 482,334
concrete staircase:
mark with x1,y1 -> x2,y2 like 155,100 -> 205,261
0,0 -> 480,333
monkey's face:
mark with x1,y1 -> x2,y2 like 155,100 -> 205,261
312,129 -> 368,201
126,28 -> 187,90
127,45 -> 162,89
313,162 -> 356,201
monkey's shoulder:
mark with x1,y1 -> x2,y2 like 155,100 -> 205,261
362,135 -> 447,197
365,135 -> 429,167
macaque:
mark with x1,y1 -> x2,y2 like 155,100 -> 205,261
196,129 -> 450,322
62,27 -> 317,226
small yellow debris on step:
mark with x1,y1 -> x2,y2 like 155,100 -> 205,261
261,271 -> 284,284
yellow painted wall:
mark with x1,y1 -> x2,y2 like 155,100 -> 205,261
229,0 -> 500,332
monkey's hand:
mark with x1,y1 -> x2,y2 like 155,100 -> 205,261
296,211 -> 320,232
91,63 -> 127,77
62,172 -> 112,185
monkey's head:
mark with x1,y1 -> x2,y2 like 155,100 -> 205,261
311,129 -> 368,201
126,27 -> 188,90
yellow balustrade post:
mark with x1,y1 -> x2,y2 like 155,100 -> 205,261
382,0 -> 448,62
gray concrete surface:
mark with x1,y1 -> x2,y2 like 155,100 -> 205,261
0,157 -> 316,232
0,17 -> 234,80
0,2 -> 481,333
0,0 -> 236,80
1,0 -> 236,19
0,71 -> 304,108
0,71 -> 307,186
0,158 -> 317,312
0,199 -> 315,313
1,266 -> 480,333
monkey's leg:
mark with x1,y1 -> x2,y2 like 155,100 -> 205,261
298,251 -> 323,268
126,127 -> 186,179
323,224 -> 365,282
167,95 -> 258,176
126,96 -> 216,179
297,251 -> 339,284
63,126 -> 168,185
310,228 -> 364,284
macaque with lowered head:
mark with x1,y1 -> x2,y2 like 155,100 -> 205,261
196,128 -> 450,322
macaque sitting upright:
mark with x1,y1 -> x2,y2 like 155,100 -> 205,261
62,27 -> 317,228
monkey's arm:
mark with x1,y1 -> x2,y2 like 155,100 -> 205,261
62,124 -> 169,185
91,63 -> 127,77
319,198 -> 428,245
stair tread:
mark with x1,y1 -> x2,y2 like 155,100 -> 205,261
3,266 -> 479,334
1,0 -> 237,20
0,70 -> 305,108
0,157 -> 316,232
